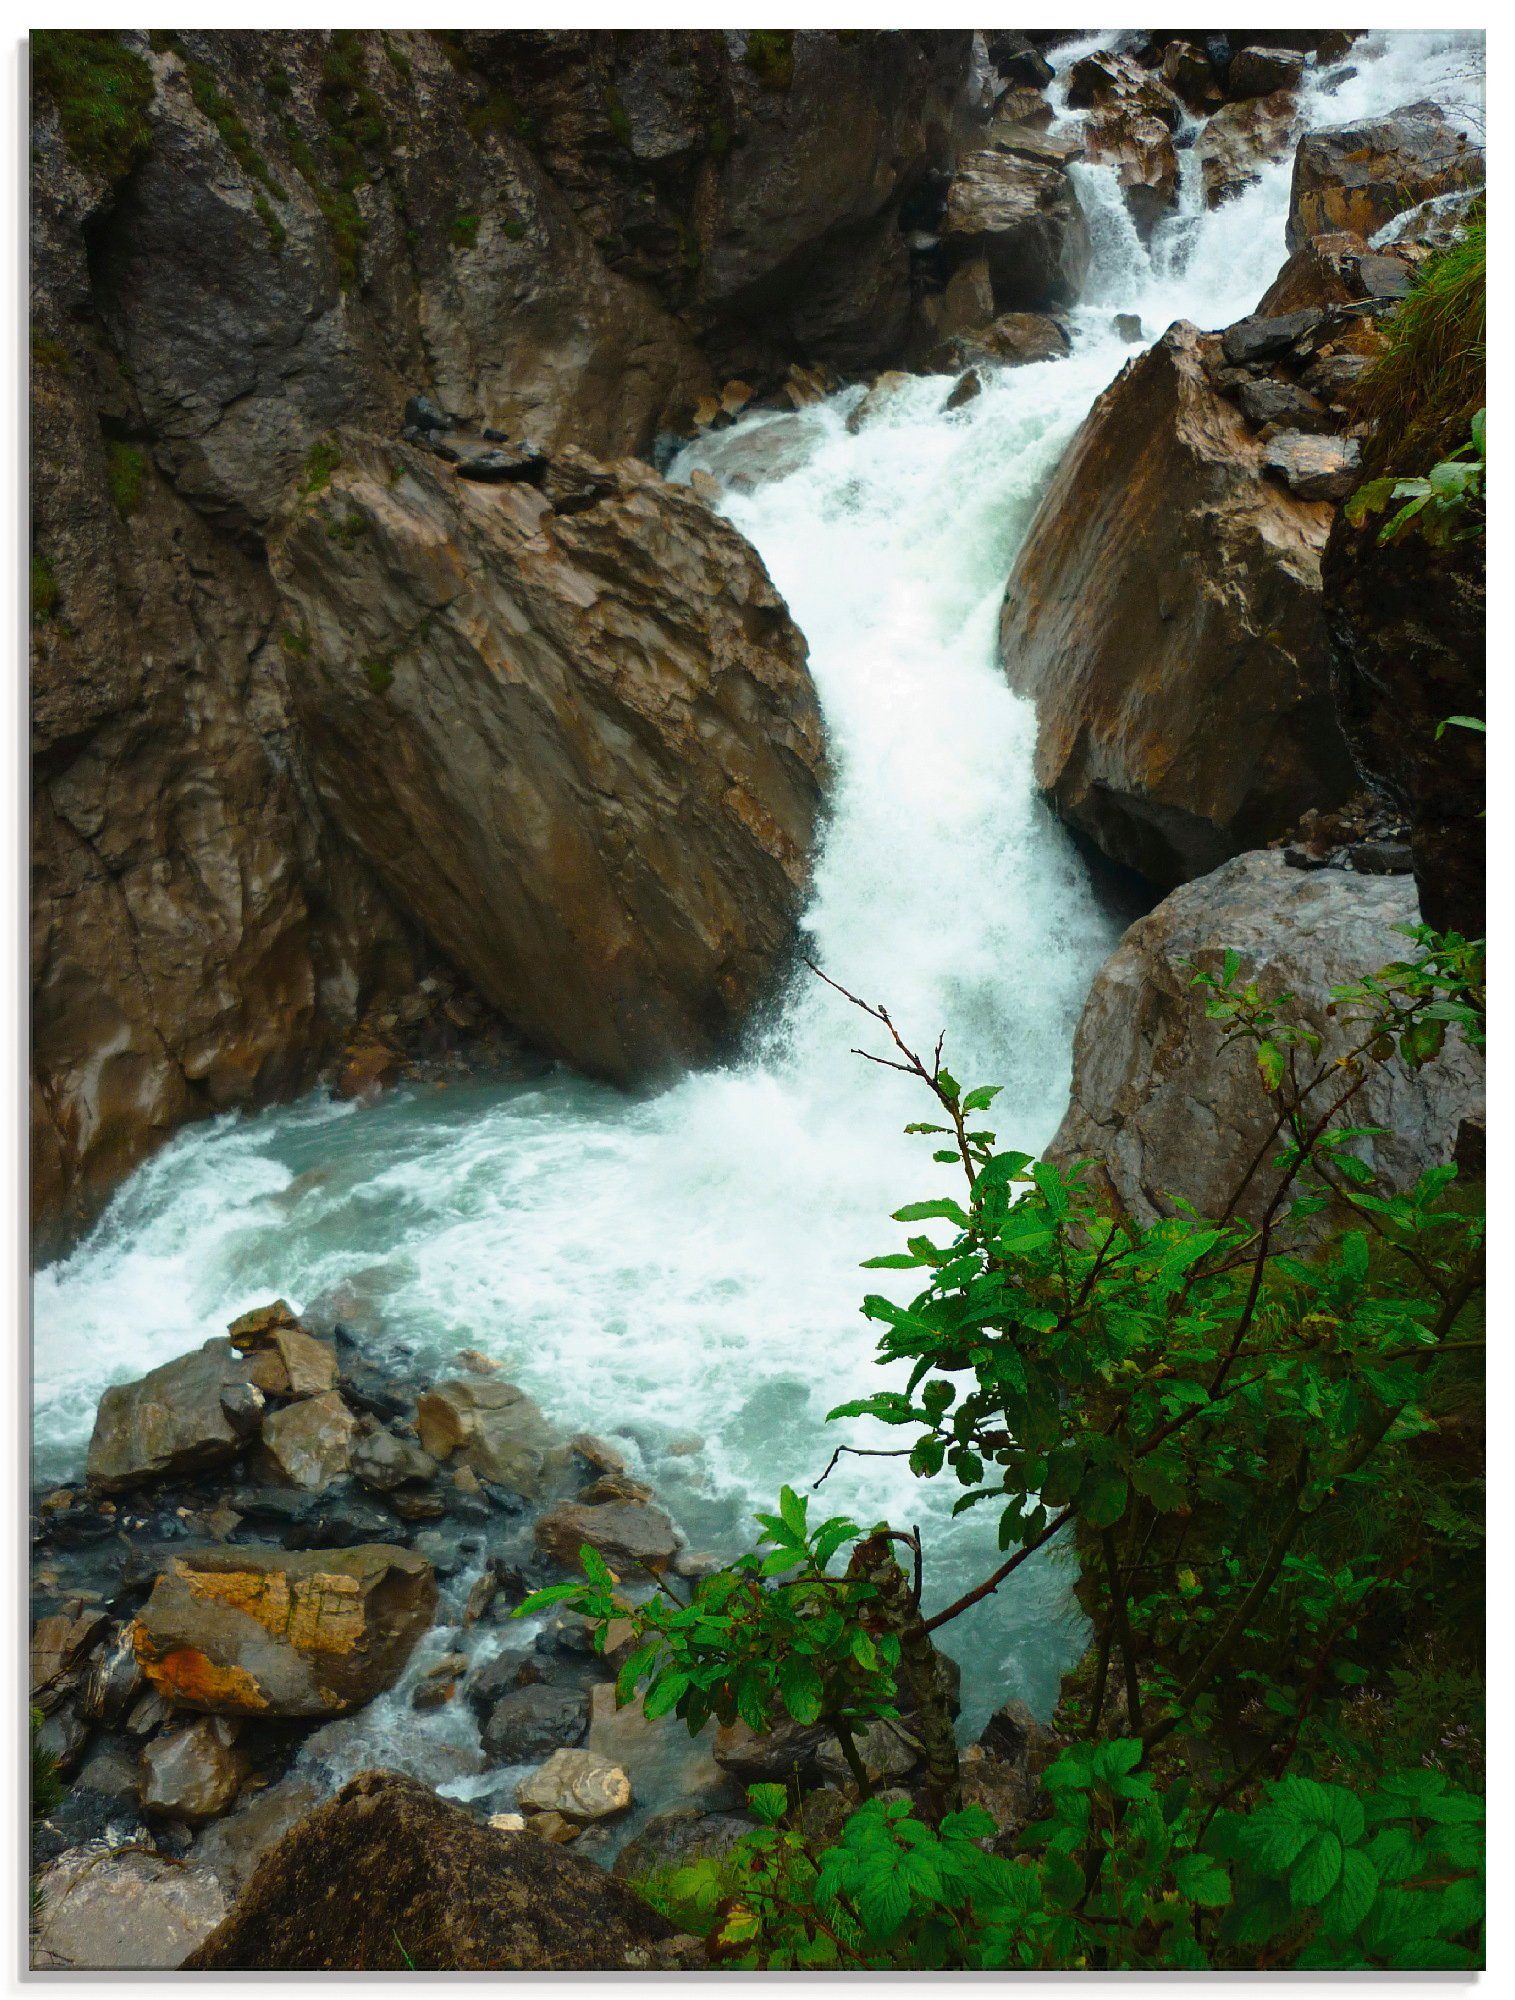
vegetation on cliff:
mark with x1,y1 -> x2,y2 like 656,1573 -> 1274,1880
528,932 -> 1485,1969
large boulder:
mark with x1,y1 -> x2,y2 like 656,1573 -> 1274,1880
1067,49 -> 1183,239
414,1377 -> 556,1496
1047,849 -> 1484,1225
270,433 -> 826,1087
938,147 -> 1089,309
1287,102 -> 1485,253
184,1769 -> 695,1969
999,322 -> 1354,888
535,1497 -> 681,1576
85,1339 -> 263,1493
131,1544 -> 436,1716
1196,89 -> 1300,210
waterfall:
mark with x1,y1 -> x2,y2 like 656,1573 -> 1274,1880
31,30 -> 1485,1732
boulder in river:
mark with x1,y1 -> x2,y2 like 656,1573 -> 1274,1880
257,1391 -> 358,1493
534,1497 -> 681,1577
999,322 -> 1353,888
415,1377 -> 556,1497
132,1544 -> 436,1716
1046,848 -> 1485,1226
184,1770 -> 694,1970
271,433 -> 825,1088
1196,89 -> 1301,209
483,1684 -> 590,1765
517,1747 -> 633,1823
86,1339 -> 264,1494
938,148 -> 1090,310
138,1715 -> 247,1824
1287,102 -> 1485,252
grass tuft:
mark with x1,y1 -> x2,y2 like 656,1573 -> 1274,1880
1357,216 -> 1485,476
105,440 -> 147,516
32,30 -> 155,183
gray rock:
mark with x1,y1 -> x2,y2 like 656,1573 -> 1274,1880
1234,377 -> 1330,434
939,148 -> 1089,310
351,1426 -> 437,1494
612,1807 -> 754,1883
454,445 -> 547,483
139,1716 -> 246,1825
484,1684 -> 591,1764
1262,430 -> 1362,501
32,1844 -> 227,1970
85,1340 -> 260,1494
1047,849 -> 1485,1227
1220,309 -> 1327,367
535,1498 -> 681,1576
77,1622 -> 143,1727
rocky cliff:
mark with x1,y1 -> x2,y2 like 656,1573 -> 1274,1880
30,29 -> 981,1247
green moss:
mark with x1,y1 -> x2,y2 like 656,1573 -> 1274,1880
263,67 -> 291,102
166,38 -> 282,198
32,30 -> 155,183
706,115 -> 731,162
295,30 -> 390,288
603,82 -> 632,148
1359,214 -> 1485,475
326,510 -> 368,548
465,90 -> 535,146
744,30 -> 795,90
381,35 -> 412,84
301,436 -> 341,495
254,191 -> 286,253
448,209 -> 480,250
284,119 -> 367,290
361,651 -> 395,693
31,554 -> 59,624
104,440 -> 147,516
280,625 -> 312,659
501,215 -> 527,243
32,329 -> 72,374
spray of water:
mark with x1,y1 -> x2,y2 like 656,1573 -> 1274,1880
32,31 -> 1484,1729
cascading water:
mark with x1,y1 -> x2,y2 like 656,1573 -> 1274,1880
32,32 -> 1485,1745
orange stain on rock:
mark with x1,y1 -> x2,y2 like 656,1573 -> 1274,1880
174,1559 -> 366,1654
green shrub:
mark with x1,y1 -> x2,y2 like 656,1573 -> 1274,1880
254,191 -> 286,254
448,210 -> 480,250
31,1707 -> 63,1819
361,651 -> 394,693
300,436 -> 341,496
104,440 -> 147,516
326,510 -> 368,549
32,30 -> 155,183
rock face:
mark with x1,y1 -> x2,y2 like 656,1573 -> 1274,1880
270,432 -> 825,1086
414,1377 -> 557,1497
1288,102 -> 1485,252
1323,473 -> 1486,936
86,1340 -> 263,1493
31,29 -> 962,1244
1067,49 -> 1182,238
32,1845 -> 228,1970
999,322 -> 1353,887
132,1544 -> 436,1716
1047,849 -> 1484,1225
1196,89 -> 1301,209
939,146 -> 1089,308
184,1769 -> 692,1970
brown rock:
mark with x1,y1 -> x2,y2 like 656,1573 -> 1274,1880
1288,103 -> 1485,252
258,1391 -> 357,1492
1262,430 -> 1362,501
139,1715 -> 247,1824
713,1715 -> 830,1785
939,149 -> 1089,310
1160,40 -> 1221,114
77,1620 -> 144,1726
184,1769 -> 694,1969
132,1544 -> 436,1717
518,1748 -> 633,1823
1197,90 -> 1300,209
535,1498 -> 681,1576
85,1340 -> 263,1494
415,1377 -> 556,1496
31,1607 -> 109,1713
1047,849 -> 1485,1225
270,434 -> 825,1088
999,322 -> 1352,887
32,1846 -> 227,1971
1256,231 -> 1374,316
1227,46 -> 1306,100
227,1301 -> 300,1348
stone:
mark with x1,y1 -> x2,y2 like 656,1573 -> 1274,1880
272,1328 -> 340,1398
713,1715 -> 830,1785
1083,97 -> 1180,240
131,1543 -> 436,1716
191,1773 -> 325,1904
77,1620 -> 143,1726
983,32 -> 1053,92
483,1684 -> 591,1764
939,149 -> 1089,310
227,1300 -> 300,1347
937,311 -> 1070,372
1227,46 -> 1305,99
1067,50 -> 1181,130
32,1845 -> 227,1970
139,1715 -> 246,1824
1256,232 -> 1375,316
1221,308 -> 1328,367
1046,849 -> 1485,1226
271,434 -> 825,1090
586,1682 -> 731,1815
1113,313 -> 1143,343
351,1426 -> 437,1493
979,1696 -> 1060,1775
1160,40 -> 1221,114
1233,377 -> 1331,434
1288,103 -> 1485,253
999,322 -> 1352,888
415,1378 -> 556,1496
518,1748 -> 633,1823
455,444 -> 548,484
467,1646 -> 538,1714
36,1701 -> 90,1776
259,1391 -> 357,1492
282,1486 -> 397,1550
1262,430 -> 1362,501
403,394 -> 456,434
85,1340 -> 261,1494
31,1607 -> 108,1712
1197,91 -> 1300,209
535,1498 -> 681,1576
815,1718 -> 919,1785
184,1770 -> 694,1969
944,368 -> 982,410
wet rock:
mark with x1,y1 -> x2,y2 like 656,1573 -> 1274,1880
816,1718 -> 919,1785
714,1716 -> 830,1785
1197,90 -> 1300,209
484,1684 -> 591,1764
468,1646 -> 540,1714
1288,103 -> 1485,252
36,1700 -> 90,1777
1220,307 -> 1328,367
1046,849 -> 1485,1226
613,1806 -> 753,1883
939,149 -> 1089,310
1160,40 -> 1221,114
936,311 -> 1070,371
1262,430 -> 1362,501
454,443 -> 548,484
184,1769 -> 693,1970
1234,377 -> 1331,433
85,1340 -> 262,1494
351,1426 -> 437,1494
1227,46 -> 1305,99
944,368 -> 982,410
403,394 -> 457,435
983,32 -> 1053,92
132,1543 -> 436,1716
1075,60 -> 1182,241
535,1498 -> 681,1577
586,1682 -> 731,1814
271,434 -> 825,1090
78,1621 -> 144,1726
999,322 -> 1351,888
139,1715 -> 247,1824
250,1329 -> 340,1401
33,1844 -> 227,1970
960,1744 -> 1042,1850
1256,231 -> 1376,315
978,1695 -> 1060,1774
31,1606 -> 109,1713
258,1392 -> 357,1492
518,1748 -> 633,1823
416,1378 -> 556,1497
191,1772 -> 324,1904
125,1689 -> 172,1739
1067,51 -> 1181,129
1113,313 -> 1143,343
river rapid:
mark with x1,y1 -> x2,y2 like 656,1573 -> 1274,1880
32,31 -> 1486,1739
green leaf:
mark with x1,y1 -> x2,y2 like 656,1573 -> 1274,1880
1078,1466 -> 1129,1529
893,1199 -> 969,1227
778,1655 -> 824,1725
747,1783 -> 789,1824
642,1670 -> 690,1721
1174,1852 -> 1231,1908
778,1485 -> 807,1541
962,1085 -> 1002,1113
1318,1849 -> 1378,1939
1257,1040 -> 1285,1090
1290,1829 -> 1345,1909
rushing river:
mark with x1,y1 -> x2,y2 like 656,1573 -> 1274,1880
32,32 -> 1484,1741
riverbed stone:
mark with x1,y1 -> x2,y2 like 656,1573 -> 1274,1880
77,1620 -> 143,1726
258,1391 -> 357,1492
416,1378 -> 556,1497
534,1498 -> 681,1576
483,1684 -> 590,1765
131,1543 -> 436,1716
518,1747 -> 633,1823
350,1425 -> 436,1494
139,1716 -> 247,1824
32,1845 -> 227,1970
85,1340 -> 263,1494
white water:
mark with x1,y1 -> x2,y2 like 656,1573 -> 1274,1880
32,31 -> 1484,1733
